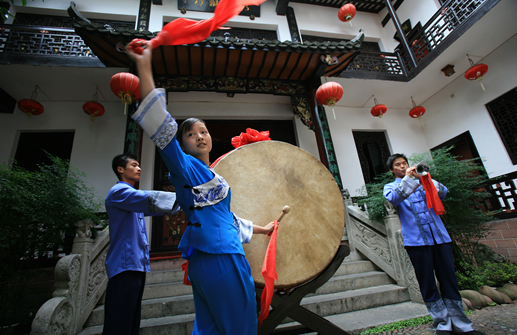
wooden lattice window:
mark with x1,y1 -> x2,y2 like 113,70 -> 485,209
485,86 -> 517,165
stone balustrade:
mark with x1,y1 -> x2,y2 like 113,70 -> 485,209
31,221 -> 109,335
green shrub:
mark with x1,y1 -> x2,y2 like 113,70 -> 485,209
0,154 -> 103,328
456,261 -> 517,290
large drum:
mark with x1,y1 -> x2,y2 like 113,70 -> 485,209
213,141 -> 345,289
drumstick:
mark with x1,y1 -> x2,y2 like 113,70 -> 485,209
268,206 -> 290,236
277,205 -> 290,223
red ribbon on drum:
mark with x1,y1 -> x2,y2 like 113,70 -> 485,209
258,219 -> 279,329
258,205 -> 290,330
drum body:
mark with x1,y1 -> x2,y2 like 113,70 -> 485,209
213,141 -> 345,289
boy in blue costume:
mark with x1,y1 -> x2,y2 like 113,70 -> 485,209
127,40 -> 275,335
383,153 -> 484,335
103,153 -> 179,335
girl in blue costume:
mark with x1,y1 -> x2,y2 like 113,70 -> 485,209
127,40 -> 274,335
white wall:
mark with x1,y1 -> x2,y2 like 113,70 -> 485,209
422,33 -> 517,178
0,100 -> 127,205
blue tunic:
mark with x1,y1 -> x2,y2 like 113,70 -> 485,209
383,176 -> 451,246
105,181 -> 178,278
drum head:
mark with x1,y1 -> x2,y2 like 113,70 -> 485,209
213,141 -> 345,288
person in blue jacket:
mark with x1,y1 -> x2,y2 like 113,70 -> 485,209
383,153 -> 483,335
103,153 -> 179,335
127,40 -> 275,335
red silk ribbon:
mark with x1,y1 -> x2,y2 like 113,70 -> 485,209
420,173 -> 445,215
258,219 -> 279,329
181,261 -> 192,286
128,0 -> 266,53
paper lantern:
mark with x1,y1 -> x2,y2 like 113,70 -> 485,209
83,101 -> 105,131
18,99 -> 44,117
18,86 -> 44,127
370,96 -> 387,118
316,81 -> 343,120
338,3 -> 356,23
316,82 -> 343,107
110,72 -> 141,115
465,54 -> 488,91
409,97 -> 425,127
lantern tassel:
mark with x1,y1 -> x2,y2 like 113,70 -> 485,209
26,113 -> 31,128
332,107 -> 336,120
349,21 -> 353,27
90,115 -> 95,131
480,82 -> 485,91
124,103 -> 128,115
418,116 -> 424,128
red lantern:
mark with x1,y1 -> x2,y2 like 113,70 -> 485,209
18,99 -> 44,116
338,3 -> 356,23
83,101 -> 105,131
370,96 -> 387,118
465,54 -> 488,91
316,82 -> 343,107
18,86 -> 44,127
316,81 -> 343,120
110,72 -> 141,115
409,106 -> 426,119
409,97 -> 425,127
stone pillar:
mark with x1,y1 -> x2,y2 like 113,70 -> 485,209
342,189 -> 355,251
70,220 -> 94,333
383,201 -> 423,303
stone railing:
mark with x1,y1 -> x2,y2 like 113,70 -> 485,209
31,221 -> 109,334
343,190 -> 423,303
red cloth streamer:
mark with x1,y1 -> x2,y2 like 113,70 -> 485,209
181,261 -> 192,286
128,0 -> 266,53
210,128 -> 271,168
420,173 -> 445,215
258,219 -> 279,329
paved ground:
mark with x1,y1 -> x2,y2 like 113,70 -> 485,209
369,303 -> 517,335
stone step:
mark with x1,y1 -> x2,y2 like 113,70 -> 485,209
83,283 -> 408,333
142,280 -> 193,300
334,259 -> 379,277
308,270 -> 395,296
84,294 -> 195,327
299,284 -> 410,318
277,301 -> 429,335
80,313 -> 196,335
80,258 -> 411,334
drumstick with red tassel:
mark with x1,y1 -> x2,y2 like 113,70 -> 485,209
268,205 -> 290,236
259,205 -> 290,329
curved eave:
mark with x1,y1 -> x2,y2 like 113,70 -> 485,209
71,16 -> 363,81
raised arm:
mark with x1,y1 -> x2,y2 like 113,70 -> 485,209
127,40 -> 155,100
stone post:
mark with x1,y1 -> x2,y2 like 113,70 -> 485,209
342,189 -> 355,252
383,201 -> 423,303
70,220 -> 94,333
